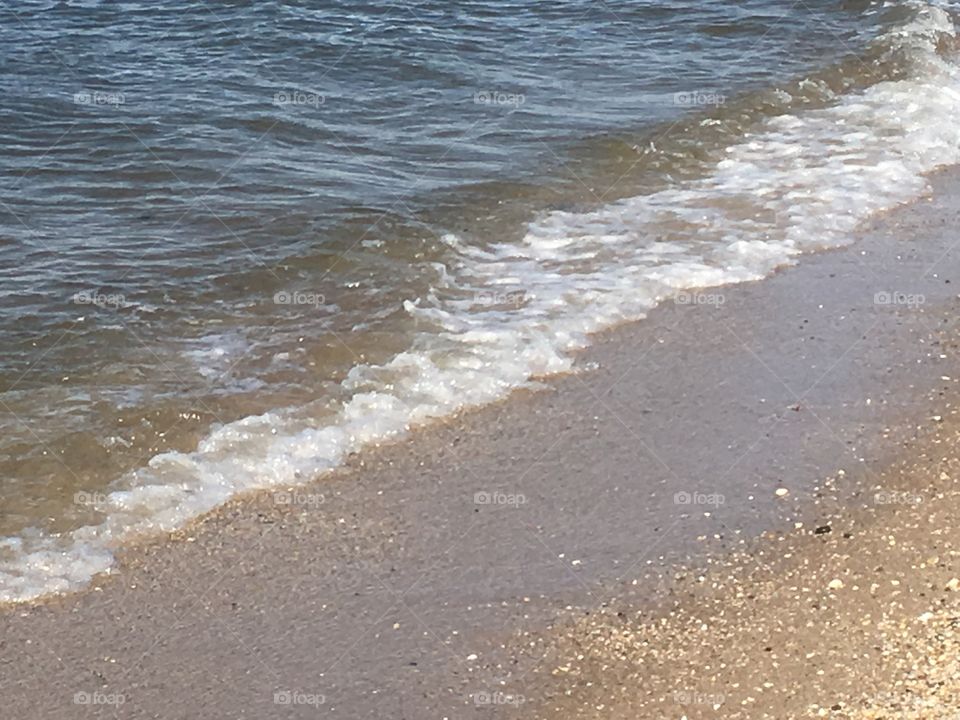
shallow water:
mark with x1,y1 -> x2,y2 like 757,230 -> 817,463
1,0 -> 959,601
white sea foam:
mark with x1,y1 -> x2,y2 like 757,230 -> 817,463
3,0 -> 960,603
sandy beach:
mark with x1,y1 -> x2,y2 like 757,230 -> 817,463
525,423 -> 960,719
3,164 -> 960,719
6,2 -> 960,718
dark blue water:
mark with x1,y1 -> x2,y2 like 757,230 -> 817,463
0,0 -> 877,312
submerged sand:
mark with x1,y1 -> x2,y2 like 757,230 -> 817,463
2,167 -> 960,718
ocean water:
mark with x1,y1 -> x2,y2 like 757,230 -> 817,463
1,0 -> 959,602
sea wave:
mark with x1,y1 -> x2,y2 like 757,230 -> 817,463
3,0 -> 959,603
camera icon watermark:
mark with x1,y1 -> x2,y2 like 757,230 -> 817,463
74,89 -> 125,107
474,90 -> 525,108
675,290 -> 725,307
673,689 -> 725,706
673,90 -> 726,107
273,290 -> 326,308
874,490 -> 923,506
273,690 -> 325,707
273,89 -> 325,108
72,290 -> 126,309
74,691 -> 125,706
874,291 -> 925,308
473,290 -> 525,307
472,691 -> 526,707
73,491 -> 110,508
474,491 -> 527,507
273,490 -> 325,507
674,491 -> 725,507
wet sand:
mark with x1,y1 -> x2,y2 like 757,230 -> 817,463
3,167 -> 960,718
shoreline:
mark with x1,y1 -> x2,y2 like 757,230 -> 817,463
4,166 -> 960,718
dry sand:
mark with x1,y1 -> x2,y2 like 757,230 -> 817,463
523,408 -> 960,719
2,167 -> 960,718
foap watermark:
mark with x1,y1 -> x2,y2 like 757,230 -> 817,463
874,291 -> 925,308
674,491 -> 725,507
273,290 -> 326,308
674,90 -> 726,107
473,290 -> 525,307
74,691 -> 125,706
675,290 -> 725,307
474,491 -> 527,507
273,89 -> 325,108
74,89 -> 125,108
674,690 -> 725,706
72,290 -> 126,309
874,490 -> 923,506
273,490 -> 325,507
273,690 -> 326,707
474,90 -> 525,108
472,691 -> 526,707
73,491 -> 110,508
